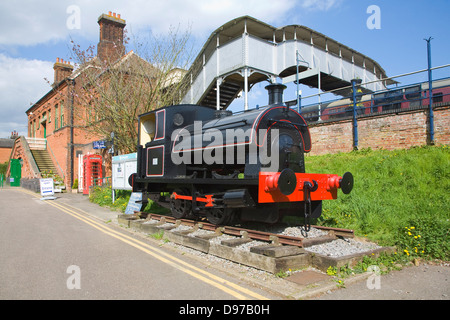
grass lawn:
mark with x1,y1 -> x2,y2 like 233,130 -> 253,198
306,145 -> 449,261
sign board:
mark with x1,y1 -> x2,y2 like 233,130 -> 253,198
112,153 -> 137,190
40,178 -> 56,200
125,192 -> 144,215
93,140 -> 106,149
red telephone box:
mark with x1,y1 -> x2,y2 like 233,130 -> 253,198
83,154 -> 103,195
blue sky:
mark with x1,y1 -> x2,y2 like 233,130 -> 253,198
1,0 -> 449,138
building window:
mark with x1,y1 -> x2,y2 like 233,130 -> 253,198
55,104 -> 58,130
433,92 -> 443,104
48,109 -> 51,123
60,102 -> 64,127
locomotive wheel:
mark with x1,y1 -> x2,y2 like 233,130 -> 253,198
206,208 -> 234,225
169,189 -> 192,219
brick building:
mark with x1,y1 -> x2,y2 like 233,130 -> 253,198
0,131 -> 18,164
0,139 -> 14,164
8,12 -> 145,190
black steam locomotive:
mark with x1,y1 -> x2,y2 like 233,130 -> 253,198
130,84 -> 353,226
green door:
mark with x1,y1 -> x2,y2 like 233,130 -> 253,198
10,159 -> 21,187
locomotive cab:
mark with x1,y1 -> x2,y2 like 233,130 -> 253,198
136,105 -> 217,180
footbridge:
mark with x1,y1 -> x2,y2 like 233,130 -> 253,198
181,16 -> 394,110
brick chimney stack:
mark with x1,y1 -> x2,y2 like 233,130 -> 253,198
53,57 -> 74,86
97,12 -> 126,64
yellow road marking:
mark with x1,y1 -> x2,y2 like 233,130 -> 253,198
16,188 -> 269,300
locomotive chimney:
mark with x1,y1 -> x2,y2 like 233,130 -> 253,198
265,83 -> 287,105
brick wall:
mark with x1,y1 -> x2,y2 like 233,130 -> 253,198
46,127 -> 69,184
308,105 -> 449,156
434,106 -> 450,145
0,147 -> 11,164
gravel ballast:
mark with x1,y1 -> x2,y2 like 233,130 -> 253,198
165,221 -> 382,258
305,238 -> 382,257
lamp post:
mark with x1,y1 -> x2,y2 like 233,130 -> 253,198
351,78 -> 362,150
425,37 -> 434,144
109,131 -> 115,156
296,51 -> 300,113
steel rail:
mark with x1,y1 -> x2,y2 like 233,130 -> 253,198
139,212 -> 354,248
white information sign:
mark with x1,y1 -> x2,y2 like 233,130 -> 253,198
40,178 -> 56,200
112,153 -> 137,191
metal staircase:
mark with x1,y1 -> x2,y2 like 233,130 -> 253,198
180,16 -> 393,111
199,80 -> 243,109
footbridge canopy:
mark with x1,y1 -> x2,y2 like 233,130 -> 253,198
180,16 -> 394,110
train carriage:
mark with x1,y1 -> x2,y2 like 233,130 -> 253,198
302,77 -> 450,123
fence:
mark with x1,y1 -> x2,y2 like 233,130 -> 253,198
297,66 -> 450,119
285,65 -> 450,152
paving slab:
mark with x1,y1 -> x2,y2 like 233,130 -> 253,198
286,270 -> 330,286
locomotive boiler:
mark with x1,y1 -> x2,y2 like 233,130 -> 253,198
130,84 -> 353,227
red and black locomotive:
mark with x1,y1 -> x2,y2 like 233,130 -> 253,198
130,84 -> 353,227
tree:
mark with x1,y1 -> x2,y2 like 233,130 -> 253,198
70,25 -> 194,154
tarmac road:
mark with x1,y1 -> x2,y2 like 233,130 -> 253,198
0,187 -> 275,301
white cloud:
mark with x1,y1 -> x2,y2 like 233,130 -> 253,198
0,0 -> 300,46
300,0 -> 342,11
0,122 -> 28,139
0,2 -> 69,46
0,54 -> 53,137
127,0 -> 298,37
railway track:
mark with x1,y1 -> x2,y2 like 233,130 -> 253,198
133,212 -> 354,248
